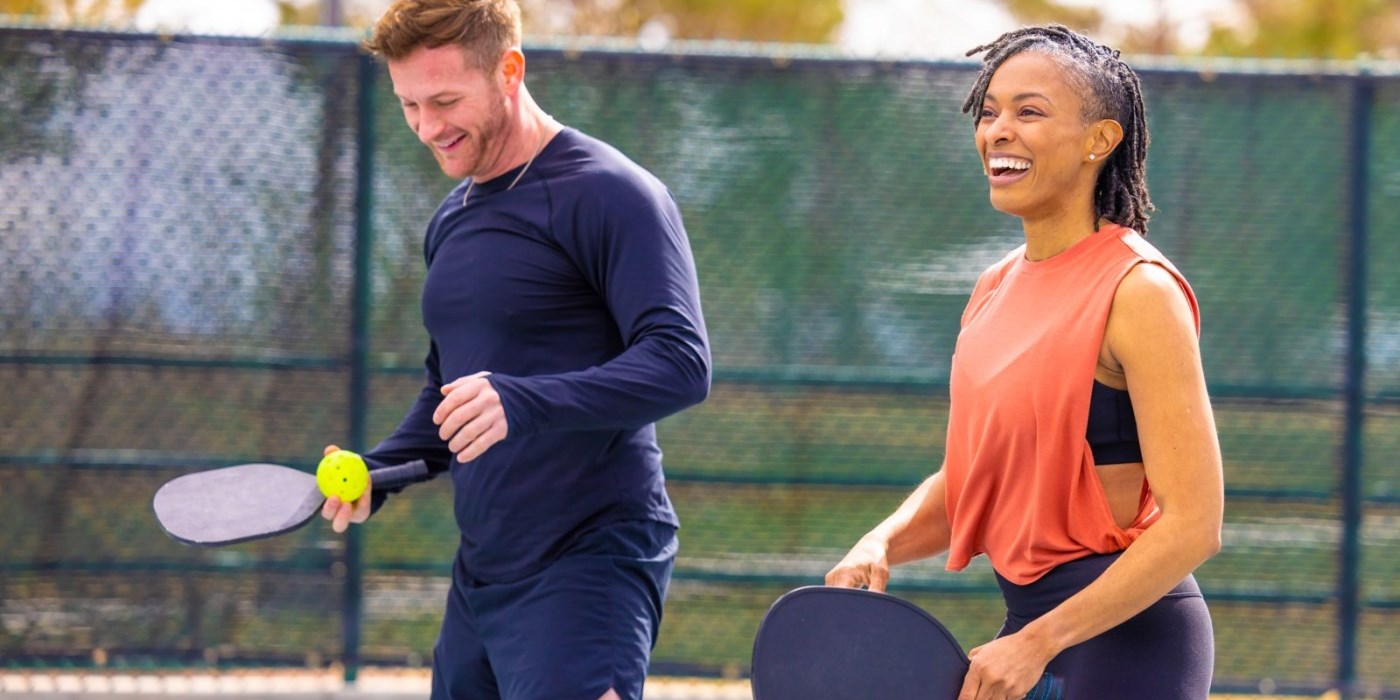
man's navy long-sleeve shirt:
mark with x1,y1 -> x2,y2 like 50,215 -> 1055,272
366,128 -> 710,583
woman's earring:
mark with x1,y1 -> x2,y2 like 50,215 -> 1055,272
1089,153 -> 1097,161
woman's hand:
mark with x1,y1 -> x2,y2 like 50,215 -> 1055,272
824,536 -> 893,592
957,632 -> 1057,700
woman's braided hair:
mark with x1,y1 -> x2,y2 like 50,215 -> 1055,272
961,25 -> 1153,234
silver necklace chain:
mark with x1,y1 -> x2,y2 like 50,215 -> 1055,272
462,121 -> 553,207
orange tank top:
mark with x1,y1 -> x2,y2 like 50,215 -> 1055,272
943,224 -> 1199,585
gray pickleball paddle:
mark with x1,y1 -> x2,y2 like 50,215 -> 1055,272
152,460 -> 430,547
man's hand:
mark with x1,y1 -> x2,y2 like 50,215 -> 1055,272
319,444 -> 372,533
434,371 -> 509,463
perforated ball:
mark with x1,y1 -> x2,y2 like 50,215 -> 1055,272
316,450 -> 369,502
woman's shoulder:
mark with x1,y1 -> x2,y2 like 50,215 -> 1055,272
1117,261 -> 1185,304
1112,256 -> 1201,338
1112,227 -> 1186,277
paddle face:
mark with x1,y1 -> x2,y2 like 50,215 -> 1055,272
153,463 -> 326,547
751,586 -> 970,700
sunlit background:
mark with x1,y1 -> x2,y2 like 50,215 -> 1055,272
3,0 -> 1397,59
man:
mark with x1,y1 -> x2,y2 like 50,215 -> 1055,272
319,2 -> 711,698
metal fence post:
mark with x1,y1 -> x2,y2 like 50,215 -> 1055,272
1338,68 -> 1372,699
344,48 -> 378,685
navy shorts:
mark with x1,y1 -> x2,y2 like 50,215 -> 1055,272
996,552 -> 1214,699
430,519 -> 678,700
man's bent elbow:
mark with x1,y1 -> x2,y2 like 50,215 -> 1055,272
678,365 -> 710,410
678,344 -> 711,409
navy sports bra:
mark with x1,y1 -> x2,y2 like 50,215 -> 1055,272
1087,381 -> 1142,465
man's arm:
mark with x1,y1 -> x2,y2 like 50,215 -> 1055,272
324,341 -> 455,526
441,175 -> 711,448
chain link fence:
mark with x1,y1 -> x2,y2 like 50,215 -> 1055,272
3,26 -> 1400,696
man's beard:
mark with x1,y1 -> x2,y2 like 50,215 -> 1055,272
436,95 -> 509,180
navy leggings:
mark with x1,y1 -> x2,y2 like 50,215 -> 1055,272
995,552 -> 1214,699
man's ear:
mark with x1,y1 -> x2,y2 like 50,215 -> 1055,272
1086,118 -> 1124,163
498,48 -> 525,95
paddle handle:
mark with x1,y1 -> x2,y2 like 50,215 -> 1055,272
370,460 -> 432,490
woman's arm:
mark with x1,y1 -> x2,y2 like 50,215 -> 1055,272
959,262 -> 1224,697
1026,262 -> 1222,648
825,465 -> 953,591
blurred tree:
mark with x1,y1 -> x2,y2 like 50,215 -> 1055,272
996,0 -> 1103,31
1,0 -> 843,44
0,0 -> 43,14
274,0 -> 326,26
0,0 -> 142,23
518,0 -> 842,44
272,0 -> 378,27
988,0 -> 1183,56
6,0 -> 1397,58
992,0 -> 1399,59
1202,0 -> 1400,59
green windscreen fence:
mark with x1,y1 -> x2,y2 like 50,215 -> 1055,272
3,27 -> 1400,695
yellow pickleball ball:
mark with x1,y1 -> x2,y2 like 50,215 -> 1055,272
317,449 -> 369,502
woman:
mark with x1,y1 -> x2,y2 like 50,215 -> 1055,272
825,25 -> 1223,699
